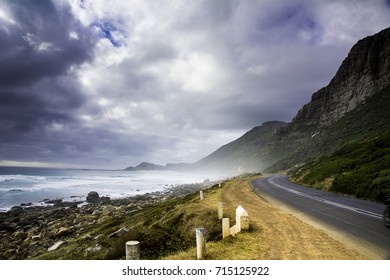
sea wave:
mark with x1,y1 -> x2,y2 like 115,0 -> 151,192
0,174 -> 47,183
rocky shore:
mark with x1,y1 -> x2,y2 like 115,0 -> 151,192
0,181 -> 216,260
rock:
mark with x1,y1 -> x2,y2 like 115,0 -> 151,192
102,205 -> 115,215
48,241 -> 65,251
20,202 -> 32,207
12,230 -> 28,240
9,206 -> 24,216
0,222 -> 17,232
69,202 -> 79,209
97,216 -> 111,224
86,191 -> 100,203
45,199 -> 63,205
84,215 -> 97,221
85,244 -> 102,256
31,234 -> 41,241
108,227 -> 129,238
100,196 -> 111,203
55,227 -> 73,238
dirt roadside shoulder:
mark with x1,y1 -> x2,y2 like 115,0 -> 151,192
222,177 -> 370,259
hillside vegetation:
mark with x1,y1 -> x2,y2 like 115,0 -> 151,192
288,87 -> 390,202
30,185 -> 223,260
289,131 -> 390,201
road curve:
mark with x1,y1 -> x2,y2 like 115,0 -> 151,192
252,174 -> 390,259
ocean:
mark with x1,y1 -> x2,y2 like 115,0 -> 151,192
0,166 -> 218,211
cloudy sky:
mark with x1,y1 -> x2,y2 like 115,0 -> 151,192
1,0 -> 390,169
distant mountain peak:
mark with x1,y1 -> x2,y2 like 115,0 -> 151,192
124,162 -> 164,171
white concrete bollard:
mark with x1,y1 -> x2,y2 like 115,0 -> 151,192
200,190 -> 204,201
222,218 -> 230,239
236,206 -> 249,232
196,228 -> 206,260
126,241 -> 140,260
218,202 -> 223,219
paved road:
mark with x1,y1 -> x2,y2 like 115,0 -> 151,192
252,174 -> 390,259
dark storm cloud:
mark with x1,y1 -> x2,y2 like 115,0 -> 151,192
0,1 -> 95,141
0,77 -> 86,135
0,0 -> 94,87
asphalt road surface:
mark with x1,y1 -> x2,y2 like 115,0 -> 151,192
252,174 -> 390,259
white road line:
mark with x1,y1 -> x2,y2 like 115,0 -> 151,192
268,177 -> 382,220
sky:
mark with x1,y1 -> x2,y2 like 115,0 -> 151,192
1,0 -> 390,169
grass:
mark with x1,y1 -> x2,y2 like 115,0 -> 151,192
31,183 -> 226,260
165,175 -> 266,260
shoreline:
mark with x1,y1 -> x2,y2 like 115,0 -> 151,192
0,167 -> 224,212
0,180 -> 221,259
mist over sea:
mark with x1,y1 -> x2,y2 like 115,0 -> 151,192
0,166 -> 219,211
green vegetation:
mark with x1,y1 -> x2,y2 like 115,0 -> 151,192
289,130 -> 390,202
31,185 -> 224,260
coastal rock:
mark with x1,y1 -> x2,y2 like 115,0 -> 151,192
31,234 -> 41,241
0,222 -> 17,232
48,241 -> 65,251
9,206 -> 24,216
45,199 -> 63,206
97,215 -> 111,224
102,205 -> 115,215
108,227 -> 129,238
12,230 -> 27,240
86,191 -> 100,203
55,227 -> 74,238
85,244 -> 102,257
100,196 -> 111,203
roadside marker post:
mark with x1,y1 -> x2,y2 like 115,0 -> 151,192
218,202 -> 223,219
222,218 -> 230,239
125,241 -> 140,260
196,228 -> 206,260
236,206 -> 249,232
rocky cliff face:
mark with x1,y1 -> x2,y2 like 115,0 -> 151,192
293,27 -> 390,128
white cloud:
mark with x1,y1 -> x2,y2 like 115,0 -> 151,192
317,0 -> 390,45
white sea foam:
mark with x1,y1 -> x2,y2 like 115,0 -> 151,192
0,174 -> 47,183
0,168 -> 223,210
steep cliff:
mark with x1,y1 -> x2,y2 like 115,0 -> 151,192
293,27 -> 390,128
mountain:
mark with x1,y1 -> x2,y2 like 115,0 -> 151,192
194,121 -> 285,174
124,162 -> 164,171
194,26 -> 390,199
124,161 -> 192,172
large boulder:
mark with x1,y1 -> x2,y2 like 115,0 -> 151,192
86,191 -> 100,203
